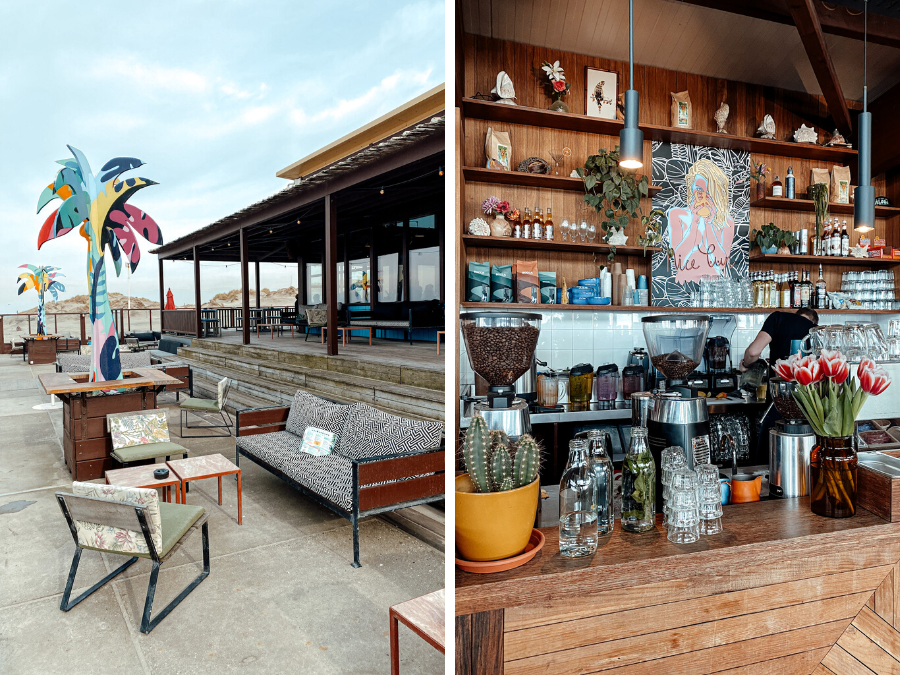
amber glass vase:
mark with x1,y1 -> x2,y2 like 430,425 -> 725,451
810,435 -> 857,518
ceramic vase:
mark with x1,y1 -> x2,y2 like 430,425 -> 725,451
756,181 -> 766,201
549,97 -> 570,113
810,435 -> 857,518
490,214 -> 511,237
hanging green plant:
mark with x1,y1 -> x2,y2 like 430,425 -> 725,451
577,146 -> 662,261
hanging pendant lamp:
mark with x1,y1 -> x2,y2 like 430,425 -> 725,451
854,0 -> 875,233
619,0 -> 643,169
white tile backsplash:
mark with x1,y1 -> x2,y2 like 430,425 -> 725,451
459,310 -> 898,393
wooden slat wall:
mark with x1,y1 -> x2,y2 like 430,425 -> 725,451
461,34 -> 898,304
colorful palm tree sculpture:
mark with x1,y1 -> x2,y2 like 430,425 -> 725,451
17,265 -> 65,336
36,146 -> 163,382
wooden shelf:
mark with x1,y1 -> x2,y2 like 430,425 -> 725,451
460,302 -> 898,314
461,234 -> 658,255
749,253 -> 900,267
751,196 -> 900,219
462,166 -> 662,196
463,98 -> 859,163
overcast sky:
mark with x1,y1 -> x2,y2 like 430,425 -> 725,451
0,0 -> 444,313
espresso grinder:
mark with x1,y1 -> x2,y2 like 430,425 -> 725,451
641,314 -> 713,508
703,314 -> 739,394
460,311 -> 542,440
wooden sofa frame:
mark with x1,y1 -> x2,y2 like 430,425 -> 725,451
235,403 -> 445,567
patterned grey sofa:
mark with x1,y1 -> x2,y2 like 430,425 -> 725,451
235,391 -> 445,567
57,352 -> 152,373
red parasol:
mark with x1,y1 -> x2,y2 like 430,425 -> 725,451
165,288 -> 175,310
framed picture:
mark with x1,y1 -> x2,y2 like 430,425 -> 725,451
584,67 -> 617,119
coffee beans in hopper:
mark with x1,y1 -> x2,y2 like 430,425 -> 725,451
651,353 -> 700,380
463,323 -> 540,386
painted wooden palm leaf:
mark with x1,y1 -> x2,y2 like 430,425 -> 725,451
17,264 -> 65,336
36,146 -> 162,382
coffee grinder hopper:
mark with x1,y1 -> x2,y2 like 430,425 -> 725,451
641,315 -> 712,389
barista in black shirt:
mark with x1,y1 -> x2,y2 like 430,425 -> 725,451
739,308 -> 818,371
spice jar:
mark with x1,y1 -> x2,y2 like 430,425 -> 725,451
622,365 -> 645,400
594,364 -> 619,402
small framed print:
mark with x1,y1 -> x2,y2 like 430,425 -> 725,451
585,67 -> 617,119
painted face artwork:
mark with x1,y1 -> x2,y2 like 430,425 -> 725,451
665,159 -> 736,284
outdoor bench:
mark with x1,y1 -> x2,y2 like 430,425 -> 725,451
235,391 -> 445,567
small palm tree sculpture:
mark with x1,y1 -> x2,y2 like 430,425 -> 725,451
17,265 -> 65,335
36,145 -> 162,382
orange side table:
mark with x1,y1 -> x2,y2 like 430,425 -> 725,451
389,589 -> 444,674
167,453 -> 242,525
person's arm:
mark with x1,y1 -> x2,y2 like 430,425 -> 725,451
740,331 -> 772,371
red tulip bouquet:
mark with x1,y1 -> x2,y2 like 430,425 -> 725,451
774,350 -> 891,518
774,351 -> 891,438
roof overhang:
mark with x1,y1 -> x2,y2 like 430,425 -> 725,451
276,83 -> 445,180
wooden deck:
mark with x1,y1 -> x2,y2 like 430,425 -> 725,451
198,330 -> 444,371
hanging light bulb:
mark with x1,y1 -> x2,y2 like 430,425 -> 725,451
854,0 -> 875,233
619,0 -> 643,169
380,187 -> 385,195
438,166 -> 444,176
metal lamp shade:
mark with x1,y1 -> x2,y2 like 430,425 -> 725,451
619,89 -> 643,169
854,111 -> 875,232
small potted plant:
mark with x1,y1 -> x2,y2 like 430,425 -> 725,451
541,60 -> 570,112
482,196 -> 513,237
750,162 -> 770,201
751,222 -> 796,255
455,415 -> 541,562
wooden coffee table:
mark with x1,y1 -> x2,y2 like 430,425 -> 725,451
105,464 -> 182,504
256,322 -> 294,339
389,589 -> 445,674
167,453 -> 242,525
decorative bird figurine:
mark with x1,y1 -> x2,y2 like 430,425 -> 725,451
757,114 -> 776,139
491,71 -> 516,106
714,102 -> 729,134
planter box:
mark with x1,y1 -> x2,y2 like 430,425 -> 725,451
61,389 -> 158,480
25,337 -> 58,364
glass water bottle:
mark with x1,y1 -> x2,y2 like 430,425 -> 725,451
587,429 -> 615,536
559,439 -> 598,557
622,427 -> 656,533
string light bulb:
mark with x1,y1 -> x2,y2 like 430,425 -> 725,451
380,187 -> 384,195
438,166 -> 444,176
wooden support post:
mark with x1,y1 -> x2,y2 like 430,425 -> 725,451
54,314 -> 58,334
240,228 -> 250,346
369,225 -> 376,310
343,235 -> 350,306
80,314 -> 86,344
438,208 -> 445,304
402,219 -> 410,303
255,261 -> 261,309
193,246 -> 202,338
27,314 -> 31,335
297,257 -> 304,305
325,194 -> 339,355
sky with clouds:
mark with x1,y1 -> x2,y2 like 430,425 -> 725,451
0,0 -> 444,313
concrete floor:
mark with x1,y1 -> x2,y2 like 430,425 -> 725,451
0,357 -> 444,674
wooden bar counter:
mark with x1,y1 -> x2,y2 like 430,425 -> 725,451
456,498 -> 900,674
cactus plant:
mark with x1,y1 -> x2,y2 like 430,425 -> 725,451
490,429 -> 510,454
513,434 -> 541,488
490,442 -> 513,491
462,414 -> 491,492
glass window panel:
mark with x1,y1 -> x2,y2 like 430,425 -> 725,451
306,264 -> 322,305
378,253 -> 404,302
410,215 -> 435,229
336,262 -> 345,304
349,258 -> 371,304
409,246 -> 439,301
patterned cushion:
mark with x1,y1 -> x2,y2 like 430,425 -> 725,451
58,352 -> 151,373
216,377 -> 229,410
306,309 -> 326,325
71,482 -> 163,555
237,431 -> 352,511
337,404 -> 443,460
285,391 -> 350,441
108,410 -> 170,449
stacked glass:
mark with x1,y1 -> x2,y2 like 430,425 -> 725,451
695,464 -> 724,535
667,467 -> 700,544
660,446 -> 686,529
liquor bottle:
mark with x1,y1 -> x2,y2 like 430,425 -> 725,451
621,428 -> 655,533
830,222 -> 841,256
587,430 -> 614,536
543,207 -> 554,240
755,272 -> 766,308
781,273 -> 792,308
772,175 -> 783,197
533,208 -> 543,240
768,271 -> 777,308
559,439 -> 597,557
522,208 -> 532,233
800,270 -> 811,308
786,166 -> 795,199
815,264 -> 827,308
821,220 -> 832,256
533,207 -> 543,231
791,272 -> 800,308
841,221 -> 849,256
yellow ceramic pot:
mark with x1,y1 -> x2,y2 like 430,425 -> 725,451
455,474 -> 540,561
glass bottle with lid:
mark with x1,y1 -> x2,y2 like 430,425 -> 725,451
587,430 -> 615,536
559,439 -> 598,557
622,427 -> 656,532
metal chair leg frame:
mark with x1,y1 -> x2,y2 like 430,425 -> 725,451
351,514 -> 361,568
60,548 -> 139,612
179,409 -> 233,438
140,521 -> 210,634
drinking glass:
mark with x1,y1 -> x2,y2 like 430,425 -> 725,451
560,220 -> 569,242
661,446 -> 687,487
587,223 -> 596,242
580,221 -> 589,243
670,467 -> 697,494
863,323 -> 889,361
695,464 -> 720,487
667,506 -> 700,543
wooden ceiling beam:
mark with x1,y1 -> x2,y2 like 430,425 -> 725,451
785,0 -> 854,138
674,0 -> 900,49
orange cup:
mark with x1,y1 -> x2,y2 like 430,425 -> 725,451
729,474 -> 762,503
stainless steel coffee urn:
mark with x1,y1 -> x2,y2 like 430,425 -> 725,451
768,379 -> 816,498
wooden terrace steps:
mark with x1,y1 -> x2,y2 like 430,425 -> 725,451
156,347 -> 443,424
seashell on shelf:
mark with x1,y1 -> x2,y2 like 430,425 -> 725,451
826,128 -> 852,147
757,114 -> 775,139
491,71 -> 517,105
467,218 -> 490,236
714,102 -> 729,134
793,124 -> 818,144
850,244 -> 869,259
607,228 -> 629,246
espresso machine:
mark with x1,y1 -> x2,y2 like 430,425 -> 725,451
768,379 -> 816,498
641,315 -> 713,509
703,314 -> 739,394
460,311 -> 542,440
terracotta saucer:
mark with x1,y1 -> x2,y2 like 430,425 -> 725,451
455,529 -> 545,574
